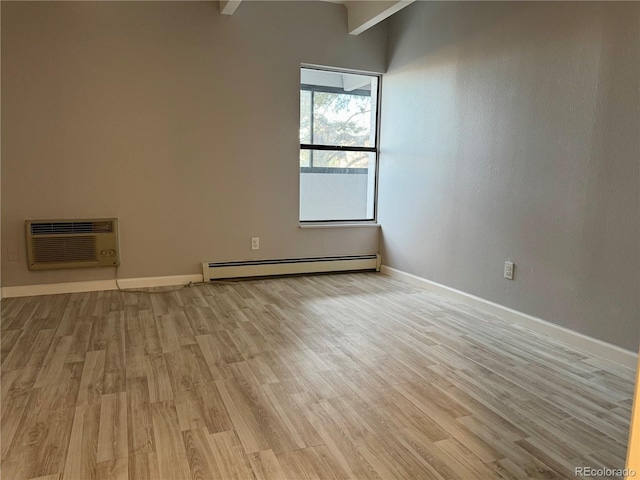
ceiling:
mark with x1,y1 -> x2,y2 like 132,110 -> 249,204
219,0 -> 415,35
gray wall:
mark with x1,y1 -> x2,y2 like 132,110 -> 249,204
1,1 -> 386,287
378,2 -> 639,351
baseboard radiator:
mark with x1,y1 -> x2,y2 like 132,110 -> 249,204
202,254 -> 381,281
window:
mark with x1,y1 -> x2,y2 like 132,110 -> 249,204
299,67 -> 380,222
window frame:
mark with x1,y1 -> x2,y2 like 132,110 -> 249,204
299,65 -> 382,223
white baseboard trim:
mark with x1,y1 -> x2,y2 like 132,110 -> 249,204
117,274 -> 203,290
381,265 -> 638,370
1,274 -> 204,298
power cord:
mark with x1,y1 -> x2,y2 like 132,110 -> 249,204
113,265 -> 241,294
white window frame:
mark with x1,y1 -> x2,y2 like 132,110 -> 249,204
299,65 -> 382,223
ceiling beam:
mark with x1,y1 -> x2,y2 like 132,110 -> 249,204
345,0 -> 414,35
220,0 -> 242,16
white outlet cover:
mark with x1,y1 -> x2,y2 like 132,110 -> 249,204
504,261 -> 514,280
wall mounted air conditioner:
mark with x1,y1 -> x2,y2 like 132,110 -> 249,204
25,218 -> 120,271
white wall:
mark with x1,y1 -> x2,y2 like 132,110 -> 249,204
1,1 -> 386,287
378,2 -> 639,351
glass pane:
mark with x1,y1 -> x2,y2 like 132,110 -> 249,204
300,68 -> 378,148
300,151 -> 376,221
306,149 -> 369,169
300,149 -> 310,167
312,92 -> 372,147
300,90 -> 311,144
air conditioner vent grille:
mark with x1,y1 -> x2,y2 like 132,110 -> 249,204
30,221 -> 113,236
25,218 -> 119,270
32,236 -> 97,263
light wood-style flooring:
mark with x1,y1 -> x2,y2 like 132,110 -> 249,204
1,272 -> 635,479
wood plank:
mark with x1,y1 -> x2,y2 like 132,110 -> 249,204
276,445 -> 349,480
434,437 -> 503,480
144,354 -> 173,403
1,369 -> 19,417
137,310 -> 163,356
97,392 -> 128,463
127,452 -> 160,480
95,457 -> 128,480
247,449 -> 288,480
62,403 -> 101,480
150,291 -> 184,316
103,312 -> 126,394
195,331 -> 244,380
3,388 -> 75,479
29,474 -> 61,480
301,400 -> 378,479
6,328 -> 57,393
55,298 -> 82,337
155,314 -> 182,353
76,349 -> 106,406
45,360 -> 84,412
5,300 -> 35,332
204,430 -> 254,480
88,315 -> 109,351
151,401 -> 191,480
183,305 -> 215,336
33,294 -> 71,331
65,316 -> 95,363
127,377 -> 155,455
1,329 -> 23,363
262,382 -> 322,448
1,388 -> 33,459
181,428 -> 222,480
33,335 -> 73,388
215,378 -> 270,454
124,315 -> 147,379
192,380 -> 233,434
394,383 -> 503,463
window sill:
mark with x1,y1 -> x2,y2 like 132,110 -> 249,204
299,222 -> 381,229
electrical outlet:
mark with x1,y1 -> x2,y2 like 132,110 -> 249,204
504,261 -> 514,280
251,237 -> 260,250
7,246 -> 18,262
